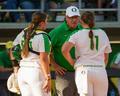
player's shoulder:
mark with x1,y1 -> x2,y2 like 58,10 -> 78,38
70,29 -> 79,35
35,31 -> 47,37
93,28 -> 104,32
69,30 -> 81,39
97,28 -> 105,32
35,31 -> 50,40
17,30 -> 24,36
93,28 -> 106,35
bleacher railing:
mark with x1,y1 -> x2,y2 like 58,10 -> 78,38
0,0 -> 120,28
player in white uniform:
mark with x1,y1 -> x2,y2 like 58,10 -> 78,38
62,11 -> 112,96
13,12 -> 51,96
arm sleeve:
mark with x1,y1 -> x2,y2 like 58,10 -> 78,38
38,34 -> 51,53
13,31 -> 24,46
103,31 -> 112,53
67,34 -> 76,44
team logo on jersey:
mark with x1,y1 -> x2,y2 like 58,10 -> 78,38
81,70 -> 85,74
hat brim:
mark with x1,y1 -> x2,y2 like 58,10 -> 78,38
66,13 -> 80,17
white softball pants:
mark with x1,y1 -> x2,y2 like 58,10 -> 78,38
18,61 -> 51,96
75,66 -> 108,96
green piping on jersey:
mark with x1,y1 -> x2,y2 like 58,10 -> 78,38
43,35 -> 51,53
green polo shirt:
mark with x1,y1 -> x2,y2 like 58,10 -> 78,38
0,50 -> 12,68
49,21 -> 82,72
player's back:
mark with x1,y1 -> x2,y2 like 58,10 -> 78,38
69,28 -> 111,67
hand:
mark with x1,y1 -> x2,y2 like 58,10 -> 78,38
13,66 -> 19,74
43,79 -> 51,93
0,67 -> 4,72
53,63 -> 67,75
0,67 -> 12,72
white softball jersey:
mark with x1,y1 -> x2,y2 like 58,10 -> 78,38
13,30 -> 51,67
67,28 -> 112,96
13,30 -> 51,96
68,28 -> 112,68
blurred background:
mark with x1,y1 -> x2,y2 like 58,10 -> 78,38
0,0 -> 120,96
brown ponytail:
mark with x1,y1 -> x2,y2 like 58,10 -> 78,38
81,11 -> 95,50
21,28 -> 31,58
21,12 -> 48,58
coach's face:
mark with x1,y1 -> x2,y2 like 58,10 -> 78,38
66,15 -> 80,29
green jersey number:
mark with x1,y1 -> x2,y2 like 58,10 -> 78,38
95,36 -> 99,51
90,36 -> 99,51
21,37 -> 33,49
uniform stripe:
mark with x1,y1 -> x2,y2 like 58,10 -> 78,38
43,34 -> 51,53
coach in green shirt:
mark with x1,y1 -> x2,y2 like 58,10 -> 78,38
0,41 -> 13,96
49,6 -> 82,96
0,41 -> 13,72
0,50 -> 12,70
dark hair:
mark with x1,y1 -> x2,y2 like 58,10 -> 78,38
32,12 -> 48,25
81,11 -> 95,50
21,12 -> 47,58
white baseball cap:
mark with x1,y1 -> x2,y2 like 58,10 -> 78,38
66,6 -> 80,17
